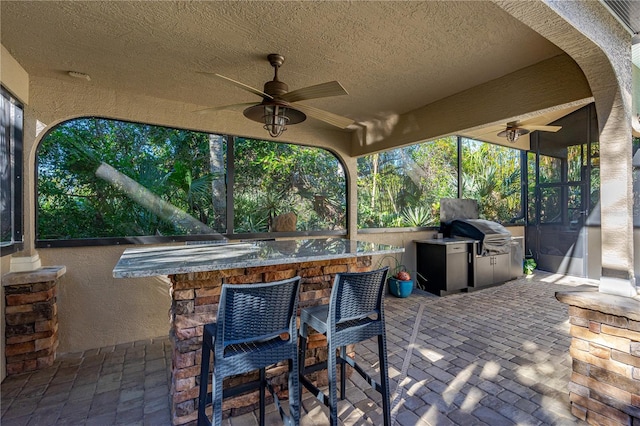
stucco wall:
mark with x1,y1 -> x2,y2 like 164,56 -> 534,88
37,246 -> 171,354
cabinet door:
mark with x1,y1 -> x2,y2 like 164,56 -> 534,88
493,254 -> 511,284
475,256 -> 493,287
445,251 -> 468,290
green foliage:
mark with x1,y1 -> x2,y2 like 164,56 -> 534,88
37,120 -> 346,240
358,136 -> 523,228
233,138 -> 346,233
37,118 -> 223,239
524,258 -> 537,275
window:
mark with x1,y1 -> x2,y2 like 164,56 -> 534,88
36,118 -> 346,246
357,137 -> 458,228
1,87 -> 23,256
233,137 -> 346,234
460,138 -> 522,223
357,136 -> 523,229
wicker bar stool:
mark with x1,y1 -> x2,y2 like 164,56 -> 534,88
198,277 -> 301,426
298,267 -> 391,426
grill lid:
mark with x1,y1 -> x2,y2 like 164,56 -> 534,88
450,219 -> 511,255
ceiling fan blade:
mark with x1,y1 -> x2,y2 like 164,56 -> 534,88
280,81 -> 348,103
198,72 -> 273,100
520,124 -> 562,132
293,103 -> 354,129
193,102 -> 258,114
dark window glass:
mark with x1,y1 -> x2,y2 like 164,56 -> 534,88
1,87 -> 23,255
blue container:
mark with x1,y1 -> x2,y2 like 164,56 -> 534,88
388,278 -> 413,298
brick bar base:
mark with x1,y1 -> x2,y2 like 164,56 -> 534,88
556,290 -> 640,425
2,266 -> 66,375
168,255 -> 372,425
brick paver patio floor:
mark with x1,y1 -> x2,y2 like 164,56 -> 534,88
1,271 -> 592,425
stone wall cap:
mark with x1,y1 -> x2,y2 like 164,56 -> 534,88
556,289 -> 640,321
2,266 -> 67,287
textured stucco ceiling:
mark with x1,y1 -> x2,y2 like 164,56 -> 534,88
1,1 -> 569,140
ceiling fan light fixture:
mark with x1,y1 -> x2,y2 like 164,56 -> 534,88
263,105 -> 290,138
497,127 -> 530,143
243,102 -> 306,138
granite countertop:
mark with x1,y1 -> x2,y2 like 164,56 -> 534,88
414,237 -> 477,245
113,238 -> 404,278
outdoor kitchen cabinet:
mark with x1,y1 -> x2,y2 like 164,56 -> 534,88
472,252 -> 511,288
415,239 -> 472,296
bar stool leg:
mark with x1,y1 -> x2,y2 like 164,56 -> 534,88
378,334 -> 391,426
259,368 -> 266,425
339,346 -> 347,400
327,341 -> 339,426
288,357 -> 300,425
198,343 -> 211,426
212,367 -> 223,426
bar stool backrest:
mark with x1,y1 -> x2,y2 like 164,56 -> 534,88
218,278 -> 300,347
329,267 -> 389,325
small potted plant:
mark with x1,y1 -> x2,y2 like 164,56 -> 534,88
388,268 -> 414,298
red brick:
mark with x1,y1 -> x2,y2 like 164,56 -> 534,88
174,351 -> 195,369
570,393 -> 630,425
299,267 -> 323,277
173,289 -> 194,300
589,343 -> 611,359
571,402 -> 587,420
174,312 -> 216,330
23,359 -> 38,372
6,288 -> 55,306
174,365 -> 202,380
194,296 -> 218,306
570,325 -> 631,353
172,409 -> 198,426
589,321 -> 601,333
174,377 -> 196,392
172,280 -> 203,290
571,371 -> 632,404
37,354 -> 55,369
35,334 -> 57,352
611,348 -> 640,368
263,269 -> 297,282
601,324 -> 640,343
6,330 -> 53,345
172,386 -> 200,404
5,304 -> 34,314
35,319 -> 57,332
569,346 -> 632,377
224,273 -> 263,284
323,265 -> 348,275
195,287 -> 221,298
6,341 -> 35,356
6,362 -> 25,375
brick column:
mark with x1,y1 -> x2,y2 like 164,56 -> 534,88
2,266 -> 66,375
555,290 -> 640,424
168,256 -> 372,425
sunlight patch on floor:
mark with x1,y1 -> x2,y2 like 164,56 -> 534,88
443,363 -> 476,405
479,360 -> 500,380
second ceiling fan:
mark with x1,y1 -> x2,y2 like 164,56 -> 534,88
497,121 -> 562,143
198,53 -> 354,137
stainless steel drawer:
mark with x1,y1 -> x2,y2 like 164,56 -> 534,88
446,244 -> 466,254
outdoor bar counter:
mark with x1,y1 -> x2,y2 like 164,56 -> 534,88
113,237 -> 403,425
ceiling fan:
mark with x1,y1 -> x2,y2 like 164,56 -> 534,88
196,54 -> 354,137
497,121 -> 562,143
